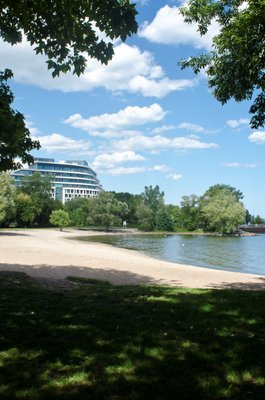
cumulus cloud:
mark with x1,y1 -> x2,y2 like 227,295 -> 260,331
113,134 -> 218,152
226,118 -> 249,128
0,38 -> 195,97
102,164 -> 170,176
167,173 -> 183,181
139,5 -> 219,50
107,166 -> 147,175
153,122 -> 217,135
177,122 -> 205,133
92,151 -> 146,170
222,162 -> 258,168
248,131 -> 265,144
64,103 -> 166,137
153,125 -> 175,134
34,133 -> 93,155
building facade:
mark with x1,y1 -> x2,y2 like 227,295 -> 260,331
12,158 -> 103,203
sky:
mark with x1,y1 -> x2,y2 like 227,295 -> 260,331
1,0 -> 264,215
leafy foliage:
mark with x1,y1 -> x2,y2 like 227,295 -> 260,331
156,206 -> 175,231
0,172 -> 16,225
136,203 -> 154,231
89,191 -> 128,231
201,189 -> 246,233
202,184 -> 244,202
180,0 -> 265,128
15,192 -> 41,225
0,0 -> 138,77
0,70 -> 40,171
180,194 -> 201,231
142,185 -> 165,216
0,1 -> 138,170
49,209 -> 71,230
18,172 -> 62,226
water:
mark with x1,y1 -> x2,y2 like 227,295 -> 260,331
79,233 -> 265,276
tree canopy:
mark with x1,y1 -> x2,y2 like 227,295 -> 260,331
200,188 -> 246,234
180,0 -> 265,129
0,0 -> 138,170
0,172 -> 16,225
0,69 -> 40,171
0,0 -> 138,76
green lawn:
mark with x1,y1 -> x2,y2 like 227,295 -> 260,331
1,272 -> 265,399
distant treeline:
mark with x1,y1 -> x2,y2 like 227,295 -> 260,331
0,172 -> 264,234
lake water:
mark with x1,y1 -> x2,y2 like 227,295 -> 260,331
79,233 -> 265,276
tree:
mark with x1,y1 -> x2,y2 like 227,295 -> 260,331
142,185 -> 165,217
65,197 -> 93,226
0,0 -> 138,170
180,0 -> 265,128
89,192 -> 128,231
15,192 -> 41,226
0,172 -> 16,225
202,184 -> 244,202
19,172 -> 52,201
253,215 -> 264,225
111,191 -> 143,225
135,203 -> 154,231
1,0 -> 138,77
19,172 -> 62,226
0,70 -> 40,171
166,204 -> 181,227
180,194 -> 201,231
49,209 -> 71,231
201,189 -> 246,234
156,206 -> 175,231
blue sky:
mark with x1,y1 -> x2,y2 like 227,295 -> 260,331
1,0 -> 264,215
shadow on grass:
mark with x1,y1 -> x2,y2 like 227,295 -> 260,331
209,278 -> 265,290
1,272 -> 265,399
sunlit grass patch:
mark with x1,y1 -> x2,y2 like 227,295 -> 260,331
1,271 -> 265,399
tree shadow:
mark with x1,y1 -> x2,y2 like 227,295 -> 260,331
0,262 -> 182,287
1,272 -> 265,399
0,231 -> 31,237
209,276 -> 265,290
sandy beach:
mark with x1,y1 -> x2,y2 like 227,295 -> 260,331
1,228 -> 265,290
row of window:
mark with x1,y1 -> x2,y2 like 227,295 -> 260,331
64,189 -> 98,195
34,164 -> 95,174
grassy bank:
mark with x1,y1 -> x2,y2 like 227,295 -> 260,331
1,272 -> 265,399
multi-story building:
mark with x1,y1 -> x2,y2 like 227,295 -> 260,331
12,158 -> 103,203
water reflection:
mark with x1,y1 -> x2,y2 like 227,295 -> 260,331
79,234 -> 265,276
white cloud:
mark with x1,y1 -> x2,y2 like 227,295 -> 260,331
139,5 -> 219,50
226,118 -> 249,128
113,134 -> 218,152
167,173 -> 183,181
102,164 -> 170,176
177,122 -> 205,133
248,131 -> 265,144
152,164 -> 170,172
64,103 -> 166,136
0,38 -> 195,97
153,125 -> 175,134
34,133 -> 93,155
107,166 -> 147,176
222,162 -> 258,168
92,151 -> 146,170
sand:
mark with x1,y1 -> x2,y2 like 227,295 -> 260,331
1,228 -> 265,290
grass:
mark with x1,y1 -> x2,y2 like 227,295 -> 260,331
1,272 -> 265,399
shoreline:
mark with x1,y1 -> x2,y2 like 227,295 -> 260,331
0,228 -> 265,290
